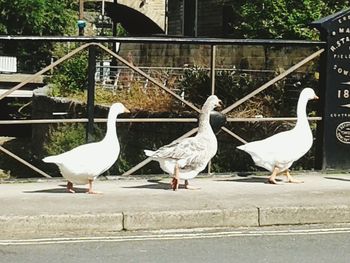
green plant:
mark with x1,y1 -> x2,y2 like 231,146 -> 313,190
0,0 -> 76,71
180,66 -> 274,109
180,66 -> 210,107
44,123 -> 103,156
227,0 -> 350,40
48,45 -> 88,96
57,84 -> 179,112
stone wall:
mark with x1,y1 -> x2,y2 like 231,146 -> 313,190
118,43 -> 318,72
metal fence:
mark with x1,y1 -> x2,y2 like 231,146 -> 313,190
0,36 -> 326,177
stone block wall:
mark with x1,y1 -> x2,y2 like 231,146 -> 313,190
118,43 -> 318,72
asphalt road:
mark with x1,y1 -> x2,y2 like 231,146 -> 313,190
1,225 -> 350,263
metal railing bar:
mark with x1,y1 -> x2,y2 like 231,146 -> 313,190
226,117 -> 322,122
122,127 -> 198,176
0,117 -> 322,125
210,45 -> 216,95
0,36 -> 326,46
220,127 -> 248,144
122,158 -> 154,177
221,48 -> 325,115
0,145 -> 52,178
0,118 -> 198,125
97,65 -> 311,75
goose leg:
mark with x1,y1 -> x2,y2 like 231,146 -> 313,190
268,167 -> 280,184
184,180 -> 201,190
285,170 -> 304,183
87,179 -> 101,194
171,163 -> 180,191
67,181 -> 75,193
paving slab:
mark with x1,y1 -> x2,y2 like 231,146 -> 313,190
0,172 -> 350,238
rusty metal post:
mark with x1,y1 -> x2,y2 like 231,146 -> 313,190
86,46 -> 96,142
208,45 -> 217,174
79,0 -> 85,36
210,45 -> 216,95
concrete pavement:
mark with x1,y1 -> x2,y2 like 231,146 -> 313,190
1,172 -> 350,239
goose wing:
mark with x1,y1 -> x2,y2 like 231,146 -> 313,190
44,141 -> 120,175
238,129 -> 312,171
152,137 -> 208,168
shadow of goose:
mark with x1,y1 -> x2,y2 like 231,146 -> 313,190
325,176 -> 350,182
215,176 -> 283,184
23,184 -> 88,194
122,179 -> 186,190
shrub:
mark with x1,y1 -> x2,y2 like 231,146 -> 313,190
180,66 -> 281,116
47,44 -> 88,96
44,123 -> 90,156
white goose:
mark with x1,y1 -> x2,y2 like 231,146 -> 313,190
144,95 -> 222,190
237,88 -> 319,184
43,103 -> 129,193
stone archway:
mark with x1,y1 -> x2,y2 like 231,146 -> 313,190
105,1 -> 165,35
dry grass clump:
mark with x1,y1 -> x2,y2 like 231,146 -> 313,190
228,96 -> 276,118
68,84 -> 180,112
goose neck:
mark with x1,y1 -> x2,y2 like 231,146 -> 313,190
104,110 -> 118,140
198,108 -> 212,134
295,96 -> 309,129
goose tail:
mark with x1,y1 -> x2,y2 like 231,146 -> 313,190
236,144 -> 247,151
144,150 -> 156,157
42,156 -> 57,163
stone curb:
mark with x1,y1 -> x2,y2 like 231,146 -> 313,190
259,205 -> 350,226
123,208 -> 258,230
1,206 -> 350,237
0,213 -> 124,236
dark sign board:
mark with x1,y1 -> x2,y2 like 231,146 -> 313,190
312,9 -> 350,169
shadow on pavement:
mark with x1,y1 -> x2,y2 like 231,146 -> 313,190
23,184 -> 88,194
122,179 -> 186,190
215,176 -> 283,184
325,176 -> 350,182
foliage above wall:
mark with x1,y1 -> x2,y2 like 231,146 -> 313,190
227,0 -> 350,40
48,44 -> 89,96
0,0 -> 76,35
0,0 -> 77,71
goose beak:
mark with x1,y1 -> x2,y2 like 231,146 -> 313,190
216,100 -> 223,108
314,95 -> 319,100
124,107 -> 130,113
